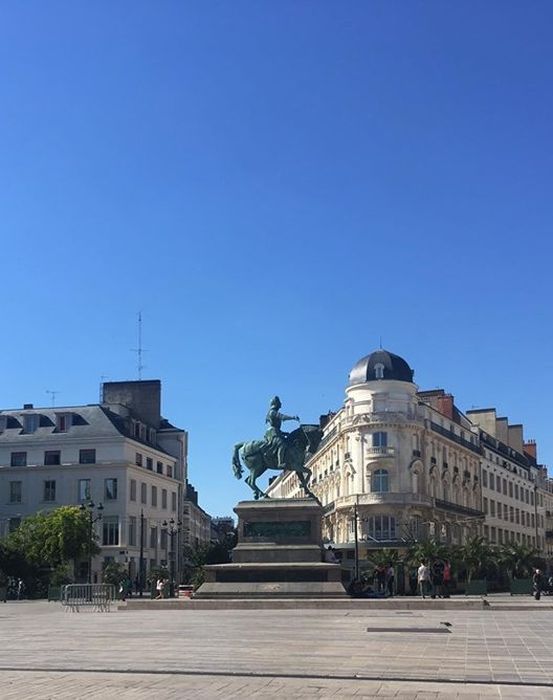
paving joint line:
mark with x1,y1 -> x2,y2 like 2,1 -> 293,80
0,666 -> 551,688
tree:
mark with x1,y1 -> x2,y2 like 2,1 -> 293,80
367,548 -> 402,569
497,542 -> 539,579
4,506 -> 99,573
458,535 -> 497,582
102,562 -> 127,587
406,539 -> 449,568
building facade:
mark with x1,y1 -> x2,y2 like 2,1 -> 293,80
0,380 -> 187,583
266,350 -> 550,565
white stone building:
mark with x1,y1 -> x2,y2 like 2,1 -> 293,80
266,350 -> 549,567
0,380 -> 187,584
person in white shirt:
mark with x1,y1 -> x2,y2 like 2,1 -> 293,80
417,561 -> 430,599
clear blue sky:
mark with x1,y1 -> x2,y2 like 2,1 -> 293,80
1,2 -> 552,516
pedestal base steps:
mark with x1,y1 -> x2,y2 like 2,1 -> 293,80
194,498 -> 346,599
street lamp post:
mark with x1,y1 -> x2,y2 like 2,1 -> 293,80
162,518 -> 182,596
80,501 -> 103,584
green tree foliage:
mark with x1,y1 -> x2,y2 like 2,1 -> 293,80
457,535 -> 497,582
102,562 -> 127,587
406,539 -> 449,567
367,548 -> 402,569
497,542 -> 539,579
3,506 -> 99,571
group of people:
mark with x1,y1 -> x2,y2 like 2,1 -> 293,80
416,559 -> 452,599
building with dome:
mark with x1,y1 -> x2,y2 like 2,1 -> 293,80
266,349 -> 550,578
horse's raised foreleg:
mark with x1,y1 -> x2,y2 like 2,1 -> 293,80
232,443 -> 245,479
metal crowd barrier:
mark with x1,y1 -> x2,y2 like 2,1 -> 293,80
61,584 -> 116,612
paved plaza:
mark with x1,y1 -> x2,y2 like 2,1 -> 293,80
1,601 -> 552,699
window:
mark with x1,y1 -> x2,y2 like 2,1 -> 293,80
503,478 -> 507,495
371,469 -> 389,493
102,516 -> 119,546
489,473 -> 495,490
162,489 -> 167,509
510,506 -> 514,523
151,485 -> 157,507
150,526 -> 157,549
8,517 -> 21,533
366,514 -> 397,541
43,480 -> 56,502
172,491 -> 177,511
128,516 -> 136,546
78,479 -> 91,502
56,414 -> 69,432
44,451 -> 61,466
104,478 -> 118,500
156,461 -> 163,474
497,502 -> 502,519
372,432 -> 388,448
10,452 -> 26,467
161,528 -> 168,549
167,465 -> 173,478
136,453 -> 143,467
9,481 -> 22,503
482,470 -> 488,487
130,479 -> 137,502
79,449 -> 96,464
509,482 -> 513,498
146,457 -> 153,471
374,363 -> 385,379
483,497 -> 488,514
141,483 -> 147,504
515,484 -> 519,500
490,500 -> 495,517
23,414 -> 39,433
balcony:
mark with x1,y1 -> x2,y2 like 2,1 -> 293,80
366,446 -> 395,458
332,492 -> 434,510
434,498 -> 484,519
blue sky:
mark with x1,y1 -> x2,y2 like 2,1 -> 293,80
1,2 -> 552,516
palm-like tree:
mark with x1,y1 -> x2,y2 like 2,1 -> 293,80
457,535 -> 497,582
406,539 -> 449,567
367,548 -> 402,569
497,542 -> 539,579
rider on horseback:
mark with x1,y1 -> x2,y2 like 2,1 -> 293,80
265,396 -> 299,469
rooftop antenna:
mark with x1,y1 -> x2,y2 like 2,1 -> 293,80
379,335 -> 383,349
131,311 -> 146,380
46,390 -> 60,407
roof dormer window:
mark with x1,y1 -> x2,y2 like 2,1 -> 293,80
23,414 -> 39,433
56,414 -> 71,433
374,363 -> 385,379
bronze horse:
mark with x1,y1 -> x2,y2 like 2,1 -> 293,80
232,424 -> 323,503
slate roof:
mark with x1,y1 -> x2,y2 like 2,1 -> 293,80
348,349 -> 415,385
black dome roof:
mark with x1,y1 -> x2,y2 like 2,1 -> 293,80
348,349 -> 414,385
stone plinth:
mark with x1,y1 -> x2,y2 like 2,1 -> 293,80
195,499 -> 346,598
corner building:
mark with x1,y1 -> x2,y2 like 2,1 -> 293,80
266,350 -> 549,563
0,380 -> 187,583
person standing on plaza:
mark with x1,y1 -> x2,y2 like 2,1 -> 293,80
532,569 -> 544,600
442,560 -> 452,598
417,561 -> 430,599
385,563 -> 395,597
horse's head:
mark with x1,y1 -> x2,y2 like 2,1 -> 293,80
287,424 -> 323,465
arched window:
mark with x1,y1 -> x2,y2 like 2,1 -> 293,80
372,469 -> 389,493
372,431 -> 388,447
374,363 -> 385,379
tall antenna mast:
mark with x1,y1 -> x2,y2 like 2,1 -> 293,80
46,390 -> 60,407
131,312 -> 146,380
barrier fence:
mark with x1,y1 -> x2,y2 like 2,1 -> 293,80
61,583 -> 116,612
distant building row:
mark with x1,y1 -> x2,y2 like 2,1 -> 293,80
267,350 -> 553,565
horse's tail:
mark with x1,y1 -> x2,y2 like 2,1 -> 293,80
232,443 -> 244,479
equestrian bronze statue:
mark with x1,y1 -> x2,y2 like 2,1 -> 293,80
232,396 -> 323,502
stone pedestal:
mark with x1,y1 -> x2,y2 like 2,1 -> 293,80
195,499 -> 346,598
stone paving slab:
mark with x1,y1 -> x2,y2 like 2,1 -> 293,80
1,601 -> 552,697
1,670 -> 553,699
